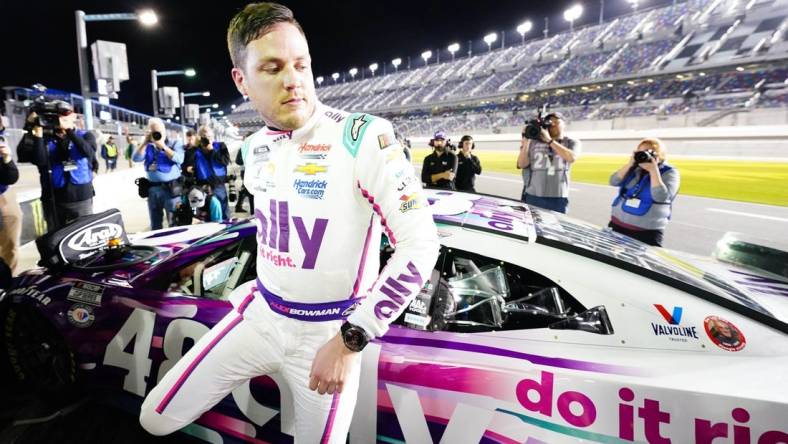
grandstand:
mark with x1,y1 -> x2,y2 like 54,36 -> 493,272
227,0 -> 788,137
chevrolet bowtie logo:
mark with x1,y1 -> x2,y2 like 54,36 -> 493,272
294,163 -> 328,175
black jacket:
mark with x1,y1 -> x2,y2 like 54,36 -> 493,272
18,129 -> 96,203
455,153 -> 482,192
421,150 -> 458,190
0,159 -> 19,187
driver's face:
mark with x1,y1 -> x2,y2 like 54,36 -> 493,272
231,23 -> 316,131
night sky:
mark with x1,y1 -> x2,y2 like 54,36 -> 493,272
0,0 -> 673,116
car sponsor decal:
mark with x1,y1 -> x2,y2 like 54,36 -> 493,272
704,315 -> 746,351
7,286 -> 51,306
66,222 -> 124,252
67,303 -> 95,328
67,281 -> 105,306
293,179 -> 328,200
294,163 -> 328,176
651,304 -> 699,342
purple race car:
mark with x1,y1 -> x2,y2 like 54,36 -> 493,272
1,190 -> 787,444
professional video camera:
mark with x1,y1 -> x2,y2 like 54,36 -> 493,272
26,84 -> 74,137
522,105 -> 551,141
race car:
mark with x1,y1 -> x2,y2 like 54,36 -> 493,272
1,190 -> 787,444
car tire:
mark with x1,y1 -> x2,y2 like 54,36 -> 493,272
2,304 -> 77,393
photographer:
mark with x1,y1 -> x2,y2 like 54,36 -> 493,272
0,120 -> 22,273
234,148 -> 254,214
516,112 -> 581,214
183,125 -> 231,220
421,130 -> 458,190
18,106 -> 96,231
609,138 -> 680,247
101,135 -> 119,173
132,118 -> 185,230
455,135 -> 482,192
182,129 -> 198,182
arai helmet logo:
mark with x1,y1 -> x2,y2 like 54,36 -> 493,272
67,223 -> 123,251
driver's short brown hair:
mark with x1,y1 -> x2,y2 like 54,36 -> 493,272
227,2 -> 305,70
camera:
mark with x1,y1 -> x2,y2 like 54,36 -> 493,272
200,136 -> 211,147
0,135 -> 6,145
634,150 -> 655,164
522,109 -> 551,140
151,131 -> 163,142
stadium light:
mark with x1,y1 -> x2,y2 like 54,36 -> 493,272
483,33 -> 498,52
182,91 -> 210,98
138,9 -> 158,26
316,76 -> 324,85
76,9 -> 160,129
627,0 -> 639,12
369,63 -> 379,76
517,20 -> 533,45
231,104 -> 237,110
563,4 -> 583,32
421,50 -> 433,66
349,67 -> 358,79
331,72 -> 340,83
447,43 -> 460,61
392,58 -> 402,72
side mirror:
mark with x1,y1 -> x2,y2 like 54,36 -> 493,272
548,305 -> 614,335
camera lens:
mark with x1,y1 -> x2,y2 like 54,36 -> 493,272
634,151 -> 651,164
200,137 -> 210,146
152,131 -> 163,141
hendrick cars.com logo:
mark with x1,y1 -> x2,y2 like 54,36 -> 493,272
67,223 -> 123,251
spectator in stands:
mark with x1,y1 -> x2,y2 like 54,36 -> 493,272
516,112 -> 581,213
421,130 -> 458,190
234,149 -> 254,214
101,135 -> 119,172
17,107 -> 97,231
609,137 -> 680,247
455,135 -> 482,192
132,117 -> 185,230
183,125 -> 231,220
182,129 -> 198,183
0,119 -> 22,274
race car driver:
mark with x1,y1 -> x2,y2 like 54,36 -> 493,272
139,3 -> 440,443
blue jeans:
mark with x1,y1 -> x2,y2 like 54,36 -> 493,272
523,194 -> 569,214
212,184 -> 230,221
148,185 -> 179,230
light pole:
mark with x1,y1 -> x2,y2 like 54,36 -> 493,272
179,91 -> 210,127
392,58 -> 402,72
563,4 -> 584,33
483,33 -> 498,53
517,21 -> 533,45
349,67 -> 358,80
421,51 -> 432,66
331,72 -> 340,84
369,63 -> 379,76
448,43 -> 460,61
151,68 -> 196,117
75,9 -> 157,130
316,76 -> 324,86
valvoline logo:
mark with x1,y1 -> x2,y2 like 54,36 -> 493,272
654,304 -> 682,325
651,304 -> 698,341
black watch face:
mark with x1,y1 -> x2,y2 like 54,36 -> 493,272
344,329 -> 365,350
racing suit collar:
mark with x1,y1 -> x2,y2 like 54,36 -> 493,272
289,102 -> 324,142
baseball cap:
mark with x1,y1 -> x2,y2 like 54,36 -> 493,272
544,111 -> 565,121
188,188 -> 206,208
433,130 -> 447,140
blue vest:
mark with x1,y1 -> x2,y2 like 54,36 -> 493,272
144,142 -> 177,173
612,164 -> 674,217
194,142 -> 227,181
48,130 -> 93,189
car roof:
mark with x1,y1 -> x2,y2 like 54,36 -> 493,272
425,190 -> 788,334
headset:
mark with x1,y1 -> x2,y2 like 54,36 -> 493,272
459,135 -> 475,150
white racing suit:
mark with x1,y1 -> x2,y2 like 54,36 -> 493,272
140,103 -> 440,442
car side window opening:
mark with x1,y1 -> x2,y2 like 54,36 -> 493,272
165,237 -> 257,300
390,246 -> 613,335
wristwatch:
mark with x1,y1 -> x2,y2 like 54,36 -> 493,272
340,322 -> 370,352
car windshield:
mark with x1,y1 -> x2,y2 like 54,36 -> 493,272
530,208 -> 781,321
